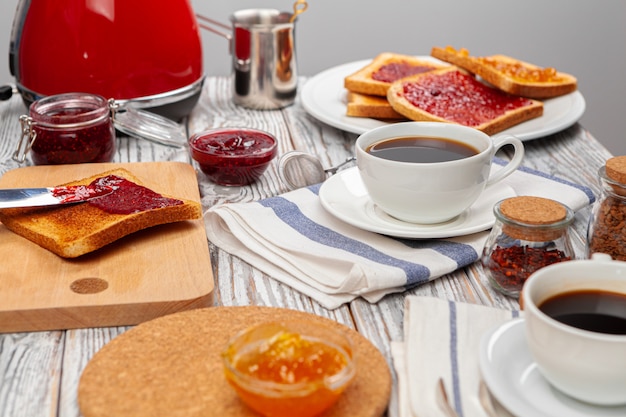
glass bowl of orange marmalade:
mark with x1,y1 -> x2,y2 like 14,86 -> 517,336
221,320 -> 356,417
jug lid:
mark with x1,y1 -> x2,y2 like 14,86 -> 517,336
112,104 -> 187,148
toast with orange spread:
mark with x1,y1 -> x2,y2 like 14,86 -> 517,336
344,52 -> 448,96
387,67 -> 544,135
431,46 -> 577,98
0,168 -> 202,258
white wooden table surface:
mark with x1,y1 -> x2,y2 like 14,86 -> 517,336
0,77 -> 613,417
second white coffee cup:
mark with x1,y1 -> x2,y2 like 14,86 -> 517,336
522,253 -> 626,405
355,122 -> 524,224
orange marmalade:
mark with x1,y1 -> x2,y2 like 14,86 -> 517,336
477,58 -> 560,83
444,45 -> 562,83
223,328 -> 355,417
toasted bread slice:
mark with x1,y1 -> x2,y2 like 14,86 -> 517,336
0,168 -> 202,258
344,52 -> 448,96
387,67 -> 544,135
431,46 -> 577,99
346,91 -> 406,120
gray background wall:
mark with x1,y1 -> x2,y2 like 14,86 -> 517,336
1,0 -> 625,155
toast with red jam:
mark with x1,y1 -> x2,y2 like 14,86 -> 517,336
344,52 -> 449,97
431,46 -> 577,99
346,91 -> 406,120
387,66 -> 544,135
0,168 -> 202,258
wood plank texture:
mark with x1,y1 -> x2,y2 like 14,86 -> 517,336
0,76 -> 613,417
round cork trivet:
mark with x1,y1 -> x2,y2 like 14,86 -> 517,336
78,306 -> 391,417
605,156 -> 626,185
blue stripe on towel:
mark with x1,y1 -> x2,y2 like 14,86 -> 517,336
308,183 -> 322,194
259,195 -> 431,285
448,301 -> 464,416
493,157 -> 596,204
310,183 -> 478,275
395,238 -> 478,269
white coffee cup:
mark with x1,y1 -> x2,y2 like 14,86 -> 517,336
522,253 -> 626,405
355,122 -> 524,224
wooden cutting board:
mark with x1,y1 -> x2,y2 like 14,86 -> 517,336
0,162 -> 214,333
78,306 -> 392,417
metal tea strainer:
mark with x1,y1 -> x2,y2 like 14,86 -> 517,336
278,151 -> 355,190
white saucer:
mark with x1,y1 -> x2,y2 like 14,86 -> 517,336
479,319 -> 626,417
318,167 -> 515,239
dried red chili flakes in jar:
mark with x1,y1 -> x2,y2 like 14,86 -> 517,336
587,156 -> 626,260
481,196 -> 575,298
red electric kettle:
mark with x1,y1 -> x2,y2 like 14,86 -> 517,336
9,0 -> 204,120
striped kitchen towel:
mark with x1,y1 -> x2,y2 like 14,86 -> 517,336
204,161 -> 595,309
391,296 -> 519,417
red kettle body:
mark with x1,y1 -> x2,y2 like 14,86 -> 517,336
10,0 -> 204,119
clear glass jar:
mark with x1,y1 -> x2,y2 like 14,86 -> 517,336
481,196 -> 575,298
15,92 -> 115,165
587,158 -> 626,260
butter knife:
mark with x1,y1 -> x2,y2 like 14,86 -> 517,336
0,185 -> 114,209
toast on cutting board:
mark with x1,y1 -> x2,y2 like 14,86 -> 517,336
387,66 -> 544,135
0,168 -> 202,258
431,46 -> 577,99
346,91 -> 406,120
344,52 -> 448,97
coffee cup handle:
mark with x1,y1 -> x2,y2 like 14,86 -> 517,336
486,134 -> 525,187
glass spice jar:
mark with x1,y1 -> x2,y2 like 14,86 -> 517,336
481,196 -> 575,298
14,92 -> 116,165
587,156 -> 626,260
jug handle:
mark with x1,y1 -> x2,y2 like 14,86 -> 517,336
196,14 -> 231,40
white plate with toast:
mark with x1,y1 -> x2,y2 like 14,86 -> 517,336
301,58 -> 586,140
318,166 -> 516,238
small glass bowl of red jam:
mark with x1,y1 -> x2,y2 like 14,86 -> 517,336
222,320 -> 356,417
189,128 -> 278,186
15,92 -> 116,165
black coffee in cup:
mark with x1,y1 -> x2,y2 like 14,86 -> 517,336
539,289 -> 626,335
365,136 -> 479,163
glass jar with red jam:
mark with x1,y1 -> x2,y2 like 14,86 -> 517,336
481,196 -> 575,298
15,93 -> 115,165
189,128 -> 278,186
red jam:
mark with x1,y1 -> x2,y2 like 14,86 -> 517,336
189,128 -> 277,186
52,183 -> 115,204
86,175 -> 183,214
372,62 -> 436,83
400,70 -> 535,127
28,93 -> 115,165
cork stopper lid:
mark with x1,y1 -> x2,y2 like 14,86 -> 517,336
498,196 -> 571,241
605,156 -> 626,184
603,156 -> 626,198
